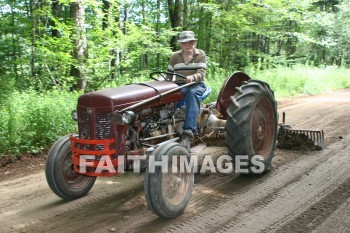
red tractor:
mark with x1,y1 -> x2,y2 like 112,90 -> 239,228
45,71 -> 278,218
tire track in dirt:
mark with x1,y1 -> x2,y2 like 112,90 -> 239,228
0,172 -> 49,211
0,173 -> 145,233
20,172 -> 240,233
277,90 -> 350,114
312,197 -> 350,233
274,175 -> 350,233
279,103 -> 344,128
159,134 -> 350,233
86,171 -> 241,233
216,135 -> 350,232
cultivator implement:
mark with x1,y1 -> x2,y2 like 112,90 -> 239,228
278,112 -> 325,150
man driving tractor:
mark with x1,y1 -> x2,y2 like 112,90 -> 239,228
167,31 -> 208,140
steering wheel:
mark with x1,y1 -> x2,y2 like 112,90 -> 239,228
149,71 -> 186,83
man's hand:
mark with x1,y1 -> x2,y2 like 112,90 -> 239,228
185,75 -> 195,84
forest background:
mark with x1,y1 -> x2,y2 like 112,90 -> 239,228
0,0 -> 350,155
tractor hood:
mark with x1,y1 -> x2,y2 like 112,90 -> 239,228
78,81 -> 183,112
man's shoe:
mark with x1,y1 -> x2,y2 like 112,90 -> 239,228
182,129 -> 194,140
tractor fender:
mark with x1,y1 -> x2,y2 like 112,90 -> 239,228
216,72 -> 251,119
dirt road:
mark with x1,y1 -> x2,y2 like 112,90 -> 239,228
1,90 -> 350,233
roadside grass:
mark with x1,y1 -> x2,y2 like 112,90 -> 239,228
0,90 -> 79,155
204,65 -> 350,102
248,65 -> 350,100
0,66 -> 349,155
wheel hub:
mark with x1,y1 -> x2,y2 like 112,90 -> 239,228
162,158 -> 190,206
170,175 -> 183,191
257,119 -> 266,140
64,159 -> 75,176
250,97 -> 276,159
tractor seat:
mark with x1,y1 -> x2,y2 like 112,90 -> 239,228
176,85 -> 212,108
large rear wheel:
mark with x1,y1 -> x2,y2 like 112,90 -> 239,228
144,142 -> 194,218
45,135 -> 96,200
225,80 -> 278,174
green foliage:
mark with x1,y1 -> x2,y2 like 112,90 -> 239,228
203,65 -> 350,103
2,0 -> 350,93
0,90 -> 79,155
203,65 -> 230,104
247,65 -> 350,100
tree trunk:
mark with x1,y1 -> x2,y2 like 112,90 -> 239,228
118,1 -> 128,74
156,0 -> 161,67
30,0 -> 36,77
10,1 -> 19,83
110,1 -> 120,79
183,0 -> 188,30
123,2 -> 127,35
276,38 -> 283,56
141,0 -> 148,69
70,0 -> 87,91
168,0 -> 182,51
102,0 -> 110,30
36,0 -> 42,37
264,36 -> 270,68
51,0 -> 62,37
205,13 -> 212,54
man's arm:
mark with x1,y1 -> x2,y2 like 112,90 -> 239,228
192,50 -> 206,83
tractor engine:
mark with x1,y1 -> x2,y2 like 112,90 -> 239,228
128,102 -> 185,149
129,101 -> 227,150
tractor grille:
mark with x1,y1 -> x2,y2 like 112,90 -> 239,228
95,112 -> 113,139
78,111 -> 91,139
78,110 -> 113,140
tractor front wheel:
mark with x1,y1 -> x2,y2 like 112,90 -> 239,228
144,142 -> 194,218
225,80 -> 278,174
45,135 -> 96,200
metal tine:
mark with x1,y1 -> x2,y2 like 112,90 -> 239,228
314,132 -> 317,146
290,128 -> 325,149
309,131 -> 312,144
310,131 -> 313,143
321,130 -> 325,148
280,112 -> 325,150
313,131 -> 318,146
311,131 -> 314,140
322,130 -> 325,148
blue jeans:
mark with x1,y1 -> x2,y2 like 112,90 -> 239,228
181,82 -> 206,132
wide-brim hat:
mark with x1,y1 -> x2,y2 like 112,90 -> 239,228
177,31 -> 197,43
